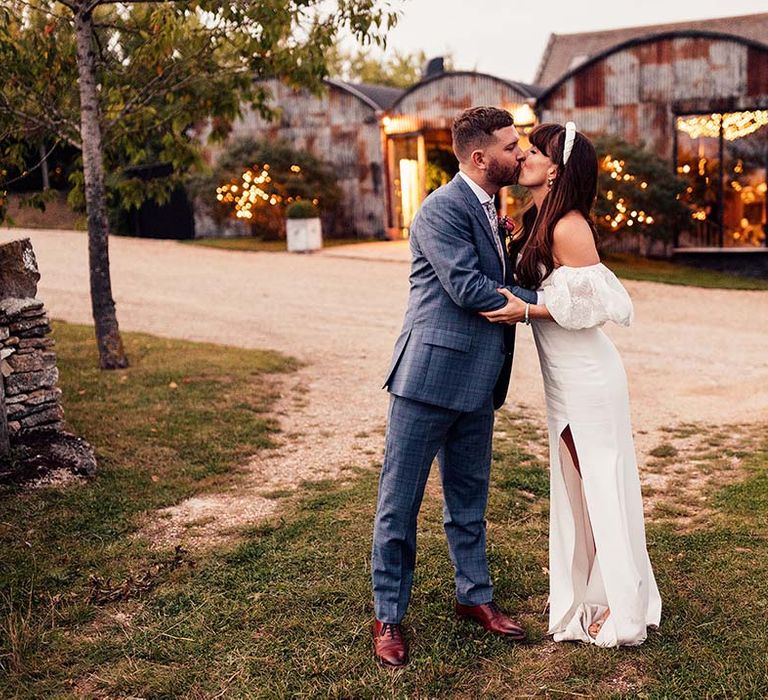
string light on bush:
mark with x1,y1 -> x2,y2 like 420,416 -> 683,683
215,162 -> 319,221
600,154 -> 651,231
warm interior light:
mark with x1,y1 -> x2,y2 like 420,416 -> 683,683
512,103 -> 536,128
676,111 -> 768,141
399,159 -> 420,228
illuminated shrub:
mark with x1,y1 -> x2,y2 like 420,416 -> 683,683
593,136 -> 689,246
195,138 -> 341,239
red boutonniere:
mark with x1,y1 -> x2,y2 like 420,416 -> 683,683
498,215 -> 519,252
499,216 -> 516,235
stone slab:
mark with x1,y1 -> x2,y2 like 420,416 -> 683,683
0,298 -> 44,317
0,239 -> 40,300
5,367 -> 59,395
18,405 -> 64,428
7,352 -> 56,374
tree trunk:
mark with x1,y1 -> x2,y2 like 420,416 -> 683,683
39,143 -> 50,191
73,5 -> 129,369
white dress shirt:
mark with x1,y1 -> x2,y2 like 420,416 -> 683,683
458,171 -> 543,305
458,170 -> 495,208
458,171 -> 505,279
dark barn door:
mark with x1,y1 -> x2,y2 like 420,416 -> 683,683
124,162 -> 196,240
130,186 -> 195,240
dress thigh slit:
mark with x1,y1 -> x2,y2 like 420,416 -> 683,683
557,426 -> 597,577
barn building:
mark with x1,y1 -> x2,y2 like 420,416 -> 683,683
204,12 -> 768,264
536,16 -> 768,251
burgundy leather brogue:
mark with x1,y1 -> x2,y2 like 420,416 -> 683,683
372,619 -> 408,668
455,601 -> 526,640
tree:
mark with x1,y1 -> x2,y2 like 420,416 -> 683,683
0,0 -> 397,368
328,47 -> 453,88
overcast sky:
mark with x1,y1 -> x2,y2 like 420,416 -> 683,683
361,0 -> 768,84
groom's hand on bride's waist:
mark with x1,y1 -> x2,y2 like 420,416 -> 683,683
479,288 -> 528,324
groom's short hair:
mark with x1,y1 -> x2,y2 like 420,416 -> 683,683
452,107 -> 514,162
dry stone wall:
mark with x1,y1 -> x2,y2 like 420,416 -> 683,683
0,237 -> 95,483
0,237 -> 65,438
0,297 -> 64,435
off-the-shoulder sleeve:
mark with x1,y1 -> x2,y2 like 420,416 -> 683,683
542,264 -> 633,330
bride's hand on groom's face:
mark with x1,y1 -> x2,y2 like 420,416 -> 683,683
479,288 -> 526,324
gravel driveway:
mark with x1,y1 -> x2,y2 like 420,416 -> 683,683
6,228 -> 768,546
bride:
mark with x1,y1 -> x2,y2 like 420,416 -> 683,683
481,122 -> 661,647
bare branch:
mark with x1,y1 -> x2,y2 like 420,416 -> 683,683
93,19 -> 142,33
0,140 -> 62,189
86,0 -> 191,10
0,97 -> 82,150
13,0 -> 73,21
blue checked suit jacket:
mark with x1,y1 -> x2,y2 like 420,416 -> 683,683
384,173 -> 537,412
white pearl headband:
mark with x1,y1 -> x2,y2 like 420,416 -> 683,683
562,121 -> 577,165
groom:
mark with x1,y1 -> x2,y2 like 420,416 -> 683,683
371,106 -> 538,668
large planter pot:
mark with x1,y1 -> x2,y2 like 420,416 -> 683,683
286,217 -> 323,252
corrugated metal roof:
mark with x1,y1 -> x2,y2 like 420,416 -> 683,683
391,71 -> 541,109
326,80 -> 404,110
537,30 -> 768,103
535,12 -> 768,86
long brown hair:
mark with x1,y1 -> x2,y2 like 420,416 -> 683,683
513,123 -> 599,289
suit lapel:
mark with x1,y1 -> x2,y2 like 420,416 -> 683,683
452,174 -> 505,272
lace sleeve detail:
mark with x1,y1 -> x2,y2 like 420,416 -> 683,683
542,264 -> 633,330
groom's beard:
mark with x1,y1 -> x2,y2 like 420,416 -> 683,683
486,157 -> 521,188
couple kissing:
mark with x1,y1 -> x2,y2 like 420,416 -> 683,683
371,106 -> 661,668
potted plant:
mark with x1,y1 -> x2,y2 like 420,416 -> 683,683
285,200 -> 322,252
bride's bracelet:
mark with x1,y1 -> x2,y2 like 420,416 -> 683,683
524,303 -> 531,325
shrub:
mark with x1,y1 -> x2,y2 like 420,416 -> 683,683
285,200 -> 319,219
193,138 -> 342,239
593,136 -> 690,247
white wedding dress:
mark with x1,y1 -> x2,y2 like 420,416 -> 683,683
530,263 -> 662,647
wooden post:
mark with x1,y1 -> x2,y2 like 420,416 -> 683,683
764,142 -> 768,248
717,115 -> 725,248
671,114 -> 680,249
417,133 -> 427,207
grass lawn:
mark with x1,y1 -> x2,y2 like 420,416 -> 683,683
2,324 -> 768,698
604,253 -> 768,290
0,322 -> 298,696
185,236 -> 368,253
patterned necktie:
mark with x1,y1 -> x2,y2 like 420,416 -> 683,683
482,200 -> 506,279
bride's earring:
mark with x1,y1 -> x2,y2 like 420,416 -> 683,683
547,175 -> 555,188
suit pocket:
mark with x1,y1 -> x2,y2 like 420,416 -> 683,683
420,328 -> 471,353
382,327 -> 413,388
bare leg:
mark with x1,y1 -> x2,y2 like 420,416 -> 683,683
560,425 -> 609,638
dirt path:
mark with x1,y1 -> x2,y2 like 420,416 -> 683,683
6,228 -> 768,546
